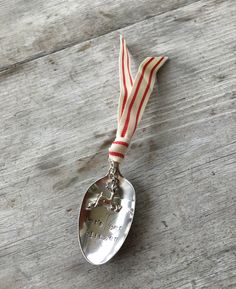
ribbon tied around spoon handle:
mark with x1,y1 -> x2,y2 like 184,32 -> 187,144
109,36 -> 168,163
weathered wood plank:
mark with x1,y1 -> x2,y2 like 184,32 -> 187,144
0,0 -> 196,69
0,0 -> 236,288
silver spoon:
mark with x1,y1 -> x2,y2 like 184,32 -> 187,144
78,36 -> 167,265
78,160 -> 135,265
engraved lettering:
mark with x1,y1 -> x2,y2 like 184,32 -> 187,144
85,231 -> 118,241
110,224 -> 122,231
86,218 -> 103,227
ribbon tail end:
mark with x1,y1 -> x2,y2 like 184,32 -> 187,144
154,55 -> 168,71
160,55 -> 168,65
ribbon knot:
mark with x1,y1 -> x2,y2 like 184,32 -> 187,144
109,36 -> 167,163
109,136 -> 130,160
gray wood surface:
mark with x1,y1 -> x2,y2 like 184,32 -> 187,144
0,0 -> 197,70
0,0 -> 236,288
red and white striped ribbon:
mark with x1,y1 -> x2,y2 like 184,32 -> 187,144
109,36 -> 167,163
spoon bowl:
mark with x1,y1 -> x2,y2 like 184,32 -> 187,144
78,169 -> 135,265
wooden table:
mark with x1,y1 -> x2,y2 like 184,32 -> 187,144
0,0 -> 235,288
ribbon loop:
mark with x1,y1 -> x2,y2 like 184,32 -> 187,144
109,36 -> 167,163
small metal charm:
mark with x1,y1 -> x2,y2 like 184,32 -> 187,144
86,161 -> 122,212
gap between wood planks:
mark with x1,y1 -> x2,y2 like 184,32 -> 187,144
0,0 -> 202,73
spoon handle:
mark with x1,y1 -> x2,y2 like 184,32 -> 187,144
106,160 -> 120,193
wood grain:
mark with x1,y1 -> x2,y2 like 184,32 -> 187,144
0,0 -> 236,288
0,0 -> 197,70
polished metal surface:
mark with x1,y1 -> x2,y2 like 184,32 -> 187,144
78,162 -> 135,265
